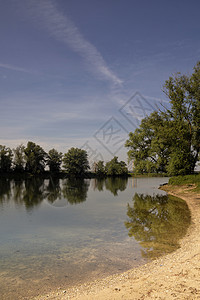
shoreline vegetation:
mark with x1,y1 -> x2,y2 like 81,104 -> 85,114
0,143 -> 130,178
33,182 -> 200,300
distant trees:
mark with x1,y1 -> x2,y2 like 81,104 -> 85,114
105,156 -> 128,176
24,142 -> 47,174
0,145 -> 13,172
13,144 -> 25,172
126,61 -> 200,176
47,149 -> 62,173
0,142 -> 128,178
93,160 -> 105,177
62,147 -> 90,176
92,157 -> 128,177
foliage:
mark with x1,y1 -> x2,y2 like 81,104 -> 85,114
126,61 -> 200,176
13,144 -> 25,172
105,156 -> 128,176
125,112 -> 170,174
0,141 -> 128,178
24,141 -> 47,174
62,147 -> 90,176
93,160 -> 105,176
47,148 -> 62,173
0,145 -> 13,172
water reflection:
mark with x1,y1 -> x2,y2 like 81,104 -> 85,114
125,193 -> 191,259
0,178 -> 11,202
46,177 -> 62,203
0,177 -> 128,210
92,177 -> 128,195
105,177 -> 128,195
0,177 -> 192,300
62,178 -> 90,204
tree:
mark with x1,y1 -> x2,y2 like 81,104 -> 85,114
105,156 -> 128,176
0,145 -> 13,172
125,112 -> 171,174
47,148 -> 62,173
62,147 -> 90,176
24,141 -> 47,174
126,61 -> 200,176
93,160 -> 105,176
13,144 -> 25,172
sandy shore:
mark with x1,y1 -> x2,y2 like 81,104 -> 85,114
34,185 -> 200,300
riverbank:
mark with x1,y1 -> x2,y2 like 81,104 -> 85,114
34,185 -> 200,300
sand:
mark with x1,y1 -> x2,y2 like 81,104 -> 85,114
34,185 -> 200,300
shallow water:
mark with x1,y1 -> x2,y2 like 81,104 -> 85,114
0,177 -> 191,299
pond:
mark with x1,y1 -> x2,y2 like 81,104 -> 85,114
0,177 -> 191,299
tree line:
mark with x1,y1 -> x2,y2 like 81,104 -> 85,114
0,142 -> 128,177
125,61 -> 200,176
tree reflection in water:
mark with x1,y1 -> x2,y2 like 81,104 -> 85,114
46,177 -> 62,203
105,177 -> 128,196
0,178 -> 45,211
0,178 -> 12,203
92,177 -> 128,196
20,178 -> 45,211
0,177 -> 128,210
125,193 -> 191,259
62,178 -> 89,204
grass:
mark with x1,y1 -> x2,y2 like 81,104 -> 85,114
169,173 -> 200,192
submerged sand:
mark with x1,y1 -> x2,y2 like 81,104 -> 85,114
34,185 -> 200,300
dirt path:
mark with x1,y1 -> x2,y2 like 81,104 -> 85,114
34,186 -> 200,300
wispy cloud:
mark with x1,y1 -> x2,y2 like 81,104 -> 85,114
0,63 -> 32,73
25,0 -> 123,86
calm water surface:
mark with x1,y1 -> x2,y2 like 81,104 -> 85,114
0,177 -> 191,299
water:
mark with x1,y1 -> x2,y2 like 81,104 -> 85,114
0,177 -> 191,299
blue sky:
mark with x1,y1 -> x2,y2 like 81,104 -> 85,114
0,0 -> 200,164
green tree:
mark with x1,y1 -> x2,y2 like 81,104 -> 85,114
24,141 -> 47,174
126,61 -> 200,176
63,147 -> 90,176
105,156 -> 128,176
93,160 -> 105,176
13,144 -> 25,172
125,112 -> 171,174
0,145 -> 13,172
47,148 -> 62,173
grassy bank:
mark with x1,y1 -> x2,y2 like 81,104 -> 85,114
168,173 -> 200,192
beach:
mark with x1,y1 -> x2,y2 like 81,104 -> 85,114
34,185 -> 200,300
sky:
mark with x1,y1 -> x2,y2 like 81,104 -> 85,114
0,0 -> 200,165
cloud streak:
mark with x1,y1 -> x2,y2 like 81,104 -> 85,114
25,0 -> 123,86
0,63 -> 33,73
